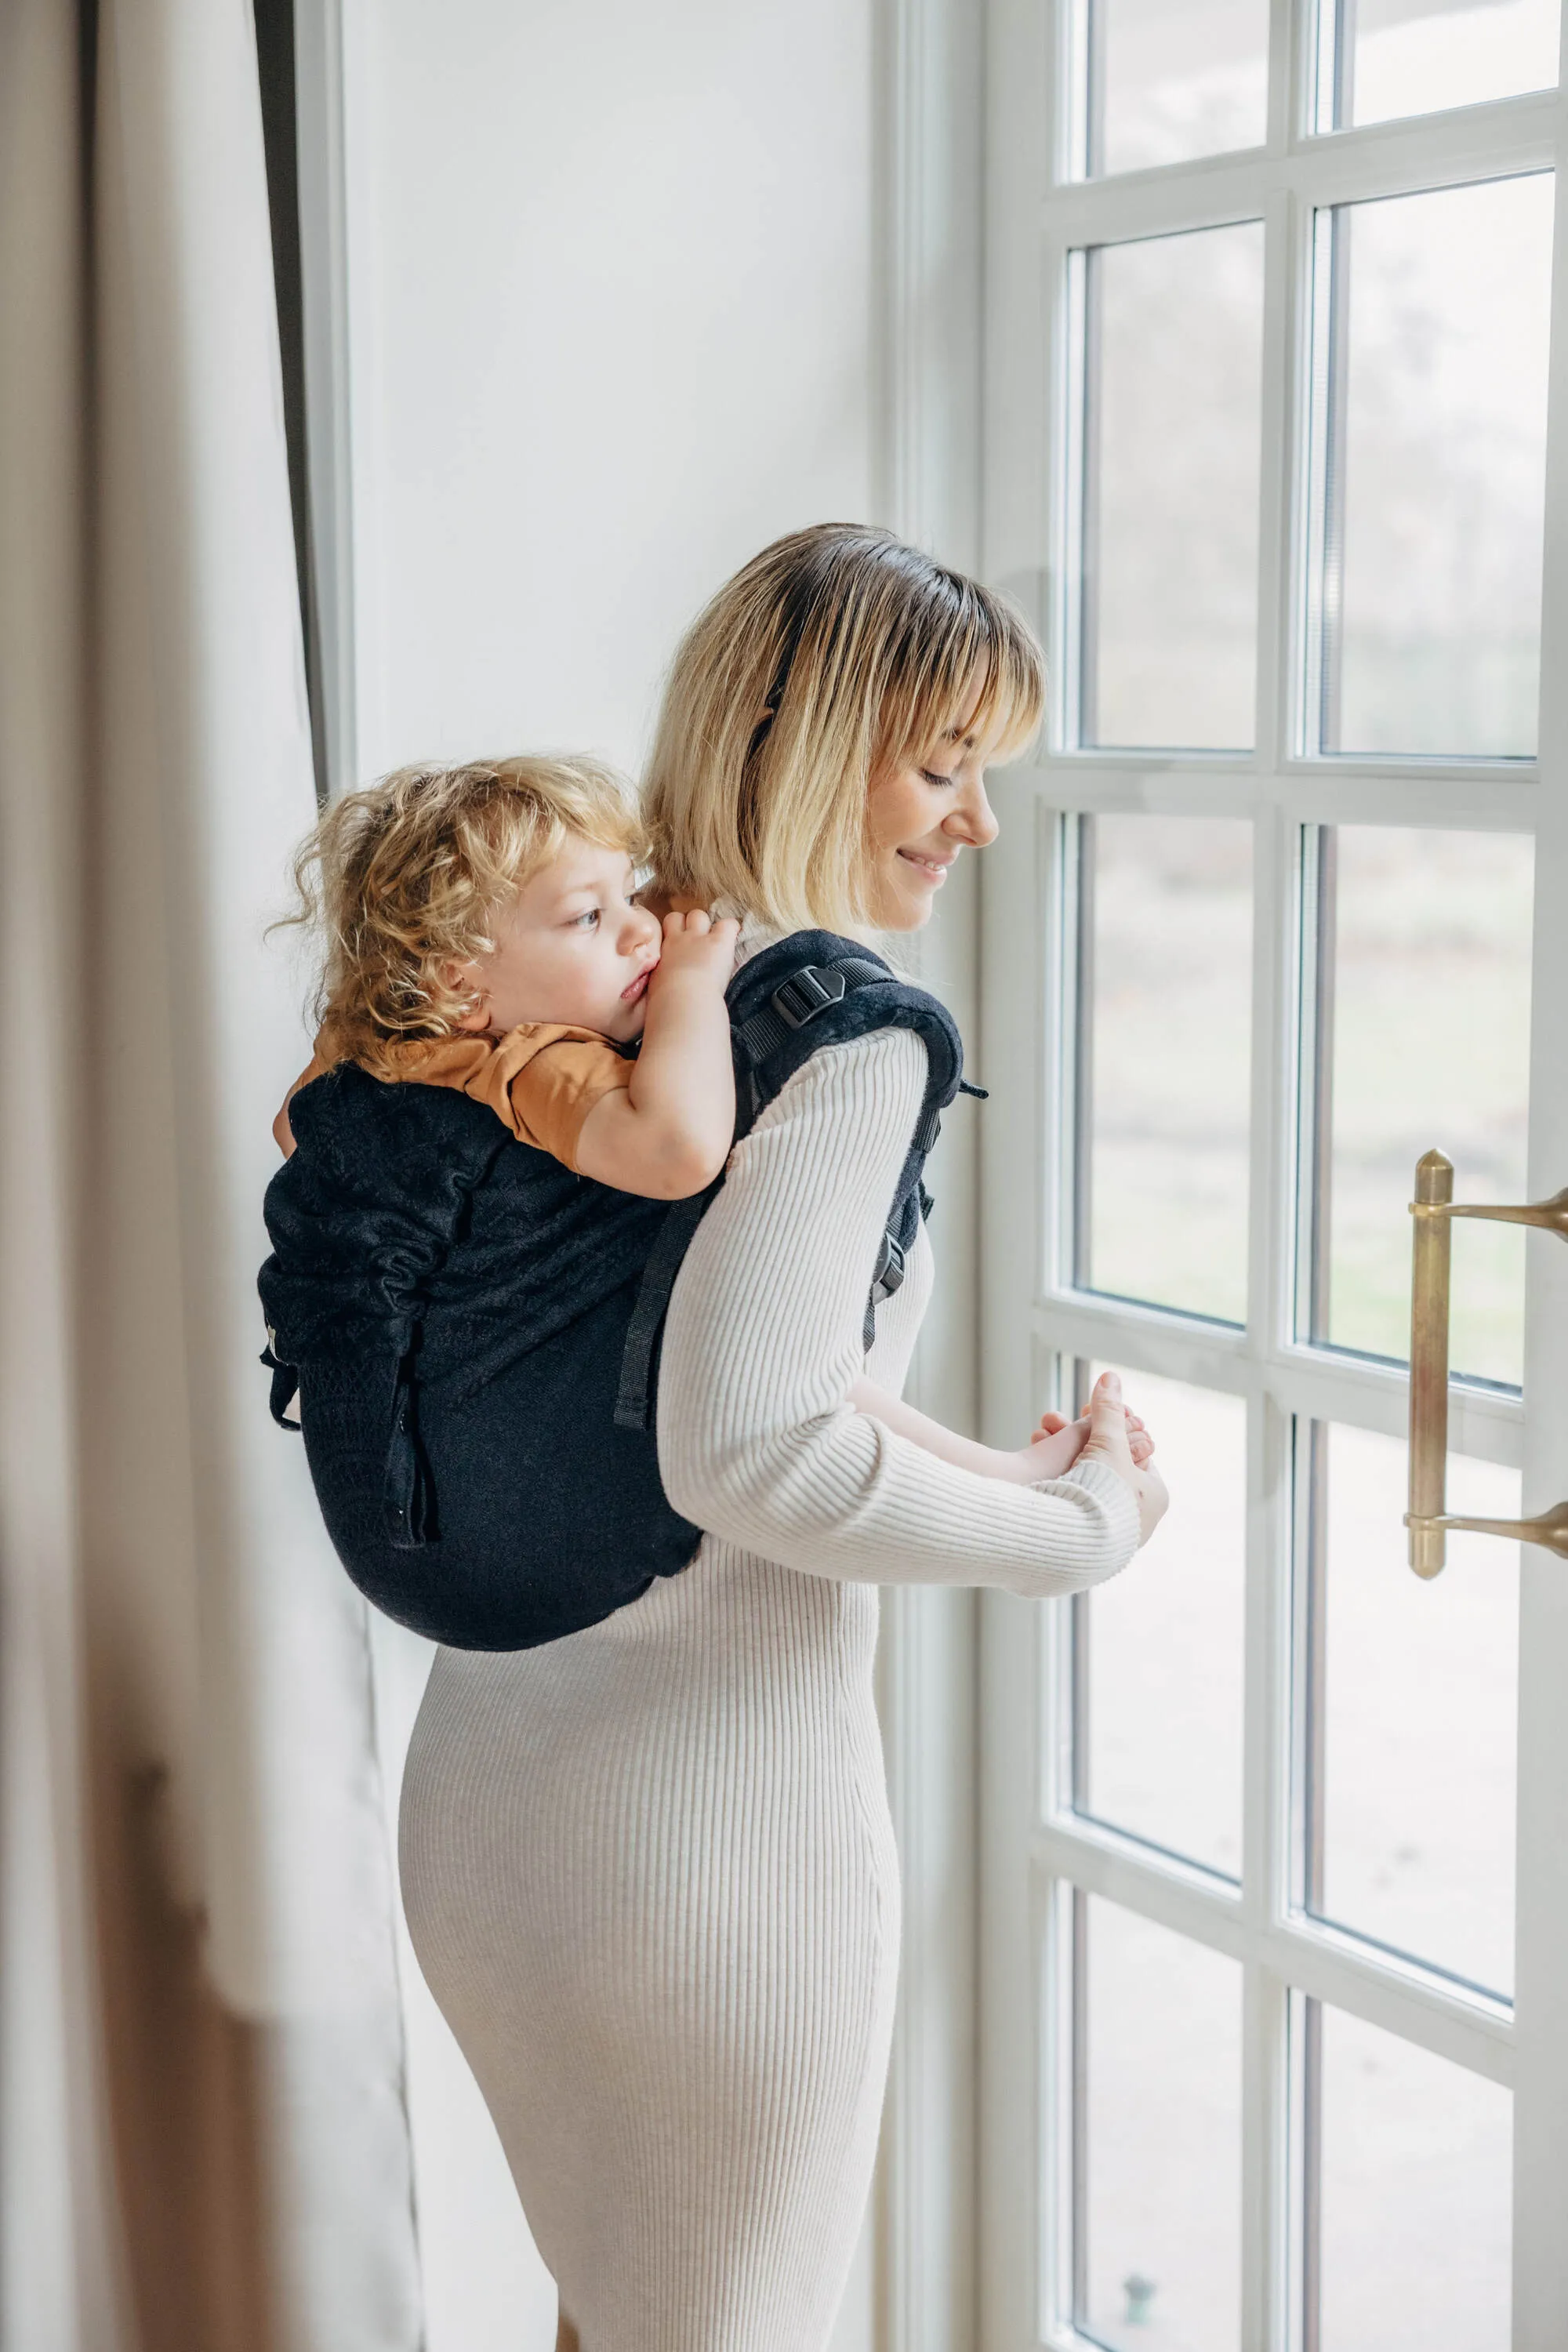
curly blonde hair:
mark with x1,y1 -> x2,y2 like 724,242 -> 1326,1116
282,755 -> 645,1078
644,524 -> 1046,935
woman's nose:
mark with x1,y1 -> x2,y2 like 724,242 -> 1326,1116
945,775 -> 999,849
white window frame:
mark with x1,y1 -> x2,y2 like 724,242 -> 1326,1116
978,5 -> 1568,2346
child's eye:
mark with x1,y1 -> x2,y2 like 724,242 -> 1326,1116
572,908 -> 601,930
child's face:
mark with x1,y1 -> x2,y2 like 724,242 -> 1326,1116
452,837 -> 664,1044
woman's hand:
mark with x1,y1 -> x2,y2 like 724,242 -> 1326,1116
996,1396 -> 1153,1486
1076,1370 -> 1167,1545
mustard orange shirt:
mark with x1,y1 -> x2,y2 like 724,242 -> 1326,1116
278,1023 -> 633,1174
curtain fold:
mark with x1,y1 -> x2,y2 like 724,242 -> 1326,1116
1,3 -> 422,2344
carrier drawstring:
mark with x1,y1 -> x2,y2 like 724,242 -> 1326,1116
383,1360 -> 437,1549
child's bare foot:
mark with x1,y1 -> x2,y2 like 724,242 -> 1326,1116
997,1414 -> 1091,1484
1030,1403 -> 1155,1468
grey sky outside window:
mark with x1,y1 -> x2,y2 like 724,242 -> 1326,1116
1084,0 -> 1269,175
1073,813 -> 1253,1323
1319,0 -> 1561,130
1300,1421 -> 1519,1995
1080,223 -> 1264,751
1308,175 -> 1552,760
1302,826 -> 1534,1385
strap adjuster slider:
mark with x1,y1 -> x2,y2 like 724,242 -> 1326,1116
870,1230 -> 906,1301
772,965 -> 848,1029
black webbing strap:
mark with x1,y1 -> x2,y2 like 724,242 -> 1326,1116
615,956 -> 894,1436
613,1179 -> 722,1431
615,942 -> 971,1433
864,1229 -> 908,1348
262,1343 -> 301,1428
734,955 -> 891,1068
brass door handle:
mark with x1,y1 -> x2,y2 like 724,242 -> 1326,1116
1404,1149 -> 1568,1575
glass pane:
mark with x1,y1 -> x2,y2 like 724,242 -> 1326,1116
1312,2002 -> 1512,2347
1089,0 -> 1269,175
1077,814 -> 1253,1323
1082,223 -> 1264,749
1305,1422 -> 1519,1996
1314,176 -> 1553,757
1077,1896 -> 1243,2349
1073,1366 -> 1246,1877
1325,0 -> 1560,129
1309,826 -> 1533,1386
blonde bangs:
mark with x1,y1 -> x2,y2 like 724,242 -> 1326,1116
877,579 -> 1047,776
644,526 -> 1047,937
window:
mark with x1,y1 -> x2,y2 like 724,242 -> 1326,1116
982,3 -> 1561,2339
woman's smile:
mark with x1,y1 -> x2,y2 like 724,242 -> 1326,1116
897,846 -> 958,884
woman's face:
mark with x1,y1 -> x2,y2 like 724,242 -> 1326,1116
865,695 -> 1003,932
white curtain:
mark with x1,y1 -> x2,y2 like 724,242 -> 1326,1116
0,2 -> 421,2343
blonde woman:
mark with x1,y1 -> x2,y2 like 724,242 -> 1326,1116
398,525 -> 1165,2352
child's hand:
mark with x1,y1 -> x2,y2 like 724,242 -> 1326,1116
584,906 -> 739,1199
648,908 -> 741,995
1078,1370 -> 1167,1545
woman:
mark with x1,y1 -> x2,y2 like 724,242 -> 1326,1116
398,524 -> 1164,2351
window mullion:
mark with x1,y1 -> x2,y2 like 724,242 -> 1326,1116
1248,786 -> 1297,2336
1039,94 -> 1558,247
1254,187 -> 1295,773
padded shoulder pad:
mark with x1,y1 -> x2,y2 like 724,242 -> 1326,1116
728,930 -> 965,1142
615,931 -> 975,1436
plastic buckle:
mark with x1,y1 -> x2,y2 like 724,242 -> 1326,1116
772,965 -> 848,1029
871,1230 -> 906,1301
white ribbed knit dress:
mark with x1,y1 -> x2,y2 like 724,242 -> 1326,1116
397,1024 -> 1139,2352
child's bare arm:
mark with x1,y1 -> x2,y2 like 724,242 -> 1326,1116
274,1058 -> 328,1158
573,911 -> 739,1199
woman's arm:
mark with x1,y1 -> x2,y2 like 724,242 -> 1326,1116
656,1029 -> 1143,1597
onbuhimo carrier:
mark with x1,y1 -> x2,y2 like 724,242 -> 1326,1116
260,932 -> 978,1650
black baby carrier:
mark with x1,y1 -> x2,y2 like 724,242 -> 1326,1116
259,931 -> 978,1650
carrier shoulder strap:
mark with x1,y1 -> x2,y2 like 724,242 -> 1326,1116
614,931 -> 983,1434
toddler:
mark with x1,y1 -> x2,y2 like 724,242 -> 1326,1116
274,756 -> 1151,1499
276,758 -> 741,1202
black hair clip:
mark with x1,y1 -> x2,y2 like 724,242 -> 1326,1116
746,580 -> 818,762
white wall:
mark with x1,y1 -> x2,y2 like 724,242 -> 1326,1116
338,3 -> 880,2345
345,0 -> 877,782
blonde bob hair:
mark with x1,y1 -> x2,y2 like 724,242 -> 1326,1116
644,523 -> 1046,935
281,753 -> 644,1078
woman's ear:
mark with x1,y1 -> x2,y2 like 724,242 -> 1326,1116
443,958 -> 490,1033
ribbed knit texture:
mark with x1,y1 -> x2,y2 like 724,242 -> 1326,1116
398,1031 -> 1139,2351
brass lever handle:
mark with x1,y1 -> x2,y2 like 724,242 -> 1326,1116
1404,1149 -> 1568,1576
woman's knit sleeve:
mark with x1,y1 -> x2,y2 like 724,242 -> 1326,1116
656,1027 -> 1140,1596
